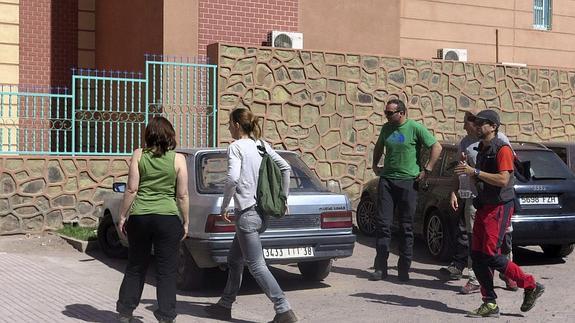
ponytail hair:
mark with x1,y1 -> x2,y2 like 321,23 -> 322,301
230,107 -> 262,139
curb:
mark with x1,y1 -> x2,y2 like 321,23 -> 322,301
58,234 -> 99,253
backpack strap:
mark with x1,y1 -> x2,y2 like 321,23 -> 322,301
256,139 -> 267,157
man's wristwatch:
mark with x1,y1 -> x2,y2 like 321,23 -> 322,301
474,168 -> 480,177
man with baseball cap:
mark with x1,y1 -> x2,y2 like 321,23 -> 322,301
454,109 -> 544,317
440,109 -> 517,294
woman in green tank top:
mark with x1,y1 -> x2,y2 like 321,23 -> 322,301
115,116 -> 190,323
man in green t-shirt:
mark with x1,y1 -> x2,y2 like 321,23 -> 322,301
370,99 -> 442,281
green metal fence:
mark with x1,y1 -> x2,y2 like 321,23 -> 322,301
0,56 -> 217,155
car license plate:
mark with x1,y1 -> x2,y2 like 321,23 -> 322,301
519,195 -> 558,205
263,247 -> 314,259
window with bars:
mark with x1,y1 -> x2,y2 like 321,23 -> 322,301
533,0 -> 552,30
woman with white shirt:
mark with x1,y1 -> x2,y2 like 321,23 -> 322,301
205,108 -> 298,323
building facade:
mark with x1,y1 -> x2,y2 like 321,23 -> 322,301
1,0 -> 574,86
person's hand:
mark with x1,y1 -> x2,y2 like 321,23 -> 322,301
221,209 -> 232,223
450,191 -> 459,211
181,222 -> 189,241
285,202 -> 290,215
454,163 -> 474,176
117,217 -> 128,240
416,170 -> 427,182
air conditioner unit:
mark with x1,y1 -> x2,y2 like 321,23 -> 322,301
437,48 -> 468,62
268,31 -> 303,49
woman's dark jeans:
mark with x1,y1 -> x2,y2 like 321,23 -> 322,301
116,214 -> 183,321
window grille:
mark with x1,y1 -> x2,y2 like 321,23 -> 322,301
533,0 -> 552,30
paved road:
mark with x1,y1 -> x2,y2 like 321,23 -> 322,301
0,233 -> 573,322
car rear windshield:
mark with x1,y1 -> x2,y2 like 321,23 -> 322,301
516,150 -> 575,180
197,151 -> 328,194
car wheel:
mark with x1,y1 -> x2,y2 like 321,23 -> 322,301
356,196 -> 376,236
540,244 -> 575,258
297,259 -> 333,281
177,244 -> 206,291
424,210 -> 452,261
97,213 -> 128,258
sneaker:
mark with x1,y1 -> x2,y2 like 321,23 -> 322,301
205,303 -> 232,321
269,309 -> 298,323
521,282 -> 545,312
460,281 -> 481,294
466,302 -> 500,318
439,264 -> 463,280
368,269 -> 388,281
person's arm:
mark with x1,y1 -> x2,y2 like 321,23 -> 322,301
220,145 -> 241,217
425,142 -> 442,171
117,149 -> 142,238
455,146 -> 513,188
372,129 -> 385,175
265,141 -> 291,198
175,153 -> 189,240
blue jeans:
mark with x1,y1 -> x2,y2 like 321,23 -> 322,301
218,207 -> 291,314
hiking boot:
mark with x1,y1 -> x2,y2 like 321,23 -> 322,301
205,303 -> 232,321
269,309 -> 298,323
498,272 -> 518,291
521,282 -> 545,312
368,269 -> 388,281
466,302 -> 500,318
460,280 -> 481,294
439,264 -> 463,280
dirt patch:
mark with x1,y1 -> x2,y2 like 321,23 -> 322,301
0,232 -> 78,255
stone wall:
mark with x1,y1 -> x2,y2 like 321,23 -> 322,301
0,156 -> 128,234
212,43 -> 575,203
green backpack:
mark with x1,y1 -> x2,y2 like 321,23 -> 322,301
255,140 -> 287,218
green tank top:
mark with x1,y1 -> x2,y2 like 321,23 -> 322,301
130,149 -> 179,216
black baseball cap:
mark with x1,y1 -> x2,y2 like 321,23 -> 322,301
475,109 -> 500,127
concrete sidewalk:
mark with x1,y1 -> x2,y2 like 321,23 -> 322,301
0,251 -> 157,322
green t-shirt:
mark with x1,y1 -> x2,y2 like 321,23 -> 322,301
375,119 -> 437,179
130,150 -> 179,216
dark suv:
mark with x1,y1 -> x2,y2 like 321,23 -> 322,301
543,142 -> 575,174
356,142 -> 575,260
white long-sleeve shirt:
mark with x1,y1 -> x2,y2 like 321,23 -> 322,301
220,138 -> 291,213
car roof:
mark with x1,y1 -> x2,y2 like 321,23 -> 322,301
438,141 -> 552,151
541,141 -> 575,148
175,147 -> 297,155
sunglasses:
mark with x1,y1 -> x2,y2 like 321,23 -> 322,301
384,110 -> 401,117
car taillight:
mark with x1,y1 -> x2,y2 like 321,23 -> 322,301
321,211 -> 352,229
205,214 -> 236,233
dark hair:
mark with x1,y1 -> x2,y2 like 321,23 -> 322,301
230,108 -> 262,139
386,99 -> 406,113
144,116 -> 176,157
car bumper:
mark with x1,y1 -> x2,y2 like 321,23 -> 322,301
512,215 -> 575,245
185,234 -> 356,268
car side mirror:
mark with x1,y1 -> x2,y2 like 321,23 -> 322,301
113,182 -> 126,193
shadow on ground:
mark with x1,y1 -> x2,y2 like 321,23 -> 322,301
141,300 -> 258,323
62,304 -> 144,323
351,292 -> 467,314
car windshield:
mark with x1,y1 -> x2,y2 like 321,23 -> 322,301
516,150 -> 575,180
197,151 -> 328,194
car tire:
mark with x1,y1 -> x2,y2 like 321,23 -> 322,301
356,196 -> 376,236
424,210 -> 452,261
540,244 -> 575,258
97,213 -> 128,259
297,259 -> 333,281
177,244 -> 206,291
